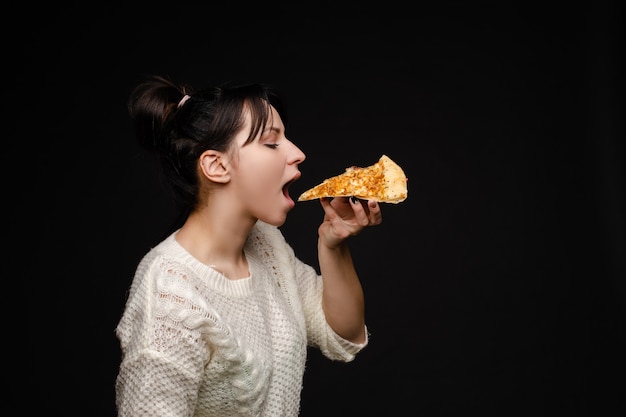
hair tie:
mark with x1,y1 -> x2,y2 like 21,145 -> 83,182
177,94 -> 191,108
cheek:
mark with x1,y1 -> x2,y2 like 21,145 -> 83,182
240,160 -> 281,194
235,149 -> 285,200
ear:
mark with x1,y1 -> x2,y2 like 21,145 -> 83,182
199,150 -> 230,183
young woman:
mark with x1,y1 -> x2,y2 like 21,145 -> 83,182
115,75 -> 382,416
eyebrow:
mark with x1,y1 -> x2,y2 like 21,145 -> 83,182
263,126 -> 282,135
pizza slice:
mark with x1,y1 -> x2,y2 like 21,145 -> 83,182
297,154 -> 408,204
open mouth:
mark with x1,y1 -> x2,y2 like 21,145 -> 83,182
283,179 -> 295,199
282,174 -> 301,202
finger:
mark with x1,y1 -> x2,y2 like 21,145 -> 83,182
330,196 -> 351,210
319,197 -> 339,220
350,197 -> 372,226
366,200 -> 383,225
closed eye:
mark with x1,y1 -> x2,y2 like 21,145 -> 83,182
264,144 -> 279,149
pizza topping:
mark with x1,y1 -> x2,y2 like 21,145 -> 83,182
297,155 -> 407,204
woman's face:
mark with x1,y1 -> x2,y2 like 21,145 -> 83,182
229,104 -> 306,226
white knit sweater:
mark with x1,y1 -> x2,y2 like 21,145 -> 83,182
115,220 -> 368,416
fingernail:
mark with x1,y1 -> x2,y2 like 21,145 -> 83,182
351,196 -> 358,204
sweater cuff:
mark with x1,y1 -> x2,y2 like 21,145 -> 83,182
331,325 -> 369,361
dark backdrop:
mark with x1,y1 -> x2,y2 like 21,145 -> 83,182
13,2 -> 625,416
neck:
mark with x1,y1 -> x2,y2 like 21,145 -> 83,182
175,205 -> 256,279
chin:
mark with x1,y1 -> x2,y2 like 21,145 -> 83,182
261,213 -> 288,227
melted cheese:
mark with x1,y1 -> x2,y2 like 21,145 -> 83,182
298,155 -> 407,203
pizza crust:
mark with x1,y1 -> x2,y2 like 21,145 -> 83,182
297,154 -> 408,203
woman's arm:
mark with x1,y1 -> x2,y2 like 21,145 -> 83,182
317,197 -> 382,343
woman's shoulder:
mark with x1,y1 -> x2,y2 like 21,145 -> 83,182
131,231 -> 206,294
134,231 -> 184,271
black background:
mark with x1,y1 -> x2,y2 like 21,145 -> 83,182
13,2 -> 625,416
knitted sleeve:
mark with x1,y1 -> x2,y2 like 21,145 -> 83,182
292,253 -> 369,361
115,253 -> 209,416
257,222 -> 368,362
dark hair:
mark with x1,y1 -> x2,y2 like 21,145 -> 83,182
128,74 -> 287,212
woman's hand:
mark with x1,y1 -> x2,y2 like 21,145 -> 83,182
318,197 -> 382,248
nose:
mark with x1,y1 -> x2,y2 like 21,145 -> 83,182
287,139 -> 306,165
